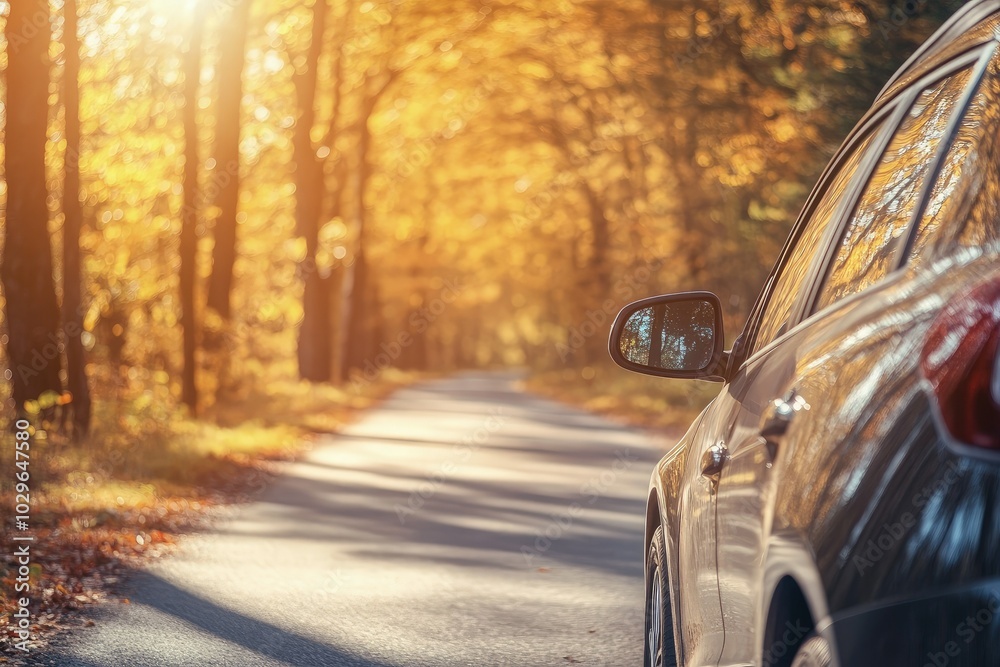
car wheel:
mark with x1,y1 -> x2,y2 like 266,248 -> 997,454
644,525 -> 677,667
790,635 -> 832,667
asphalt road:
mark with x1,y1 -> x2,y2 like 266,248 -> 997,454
29,372 -> 663,667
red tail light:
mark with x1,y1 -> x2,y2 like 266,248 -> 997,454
921,279 -> 1000,451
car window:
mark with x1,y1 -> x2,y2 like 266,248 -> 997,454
750,125 -> 886,355
814,68 -> 974,311
908,54 -> 1000,262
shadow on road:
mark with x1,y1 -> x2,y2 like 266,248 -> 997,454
216,376 -> 661,579
43,572 -> 392,667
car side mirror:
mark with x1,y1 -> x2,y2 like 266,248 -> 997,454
608,292 -> 727,381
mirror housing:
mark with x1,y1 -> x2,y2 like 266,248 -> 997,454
608,292 -> 727,381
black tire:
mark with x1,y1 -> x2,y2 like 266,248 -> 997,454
643,525 -> 678,667
790,635 -> 833,667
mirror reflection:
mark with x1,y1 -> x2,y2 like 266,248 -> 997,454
619,299 -> 717,372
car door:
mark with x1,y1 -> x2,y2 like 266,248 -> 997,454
712,54 -> 985,667
676,382 -> 737,667
674,98 -> 899,667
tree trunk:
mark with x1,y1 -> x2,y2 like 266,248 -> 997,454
648,304 -> 665,366
62,0 -> 91,437
581,181 -> 611,297
325,160 -> 349,383
343,83 -> 392,376
343,245 -> 370,375
299,269 -> 333,381
2,0 -> 64,410
293,0 -> 332,382
670,116 -> 709,284
206,0 -> 251,321
180,11 -> 206,412
343,123 -> 372,376
399,232 -> 430,371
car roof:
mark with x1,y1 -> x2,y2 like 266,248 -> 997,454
876,0 -> 1000,103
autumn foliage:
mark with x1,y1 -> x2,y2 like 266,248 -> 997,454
0,0 -> 961,648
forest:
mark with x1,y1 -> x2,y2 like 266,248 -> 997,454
0,0 -> 962,426
0,0 -> 963,645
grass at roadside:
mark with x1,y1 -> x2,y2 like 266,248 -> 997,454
525,362 -> 718,434
0,369 -> 416,654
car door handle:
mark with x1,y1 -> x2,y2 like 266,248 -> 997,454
701,441 -> 729,481
760,390 -> 810,454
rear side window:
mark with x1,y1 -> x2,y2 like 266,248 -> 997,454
909,53 -> 1000,262
815,68 -> 974,311
751,125 -> 885,354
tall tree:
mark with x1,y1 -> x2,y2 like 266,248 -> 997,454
321,0 -> 353,382
180,6 -> 207,411
62,0 -> 92,436
206,0 -> 252,322
292,0 -> 333,382
2,0 -> 64,410
340,8 -> 497,377
342,76 -> 396,377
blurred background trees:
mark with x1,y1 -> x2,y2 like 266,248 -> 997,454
0,0 -> 964,426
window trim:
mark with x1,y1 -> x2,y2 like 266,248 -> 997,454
896,43 -> 998,264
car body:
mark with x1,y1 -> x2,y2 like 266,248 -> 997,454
609,2 -> 1000,666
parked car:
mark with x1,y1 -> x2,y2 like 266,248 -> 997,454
609,2 -> 1000,666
